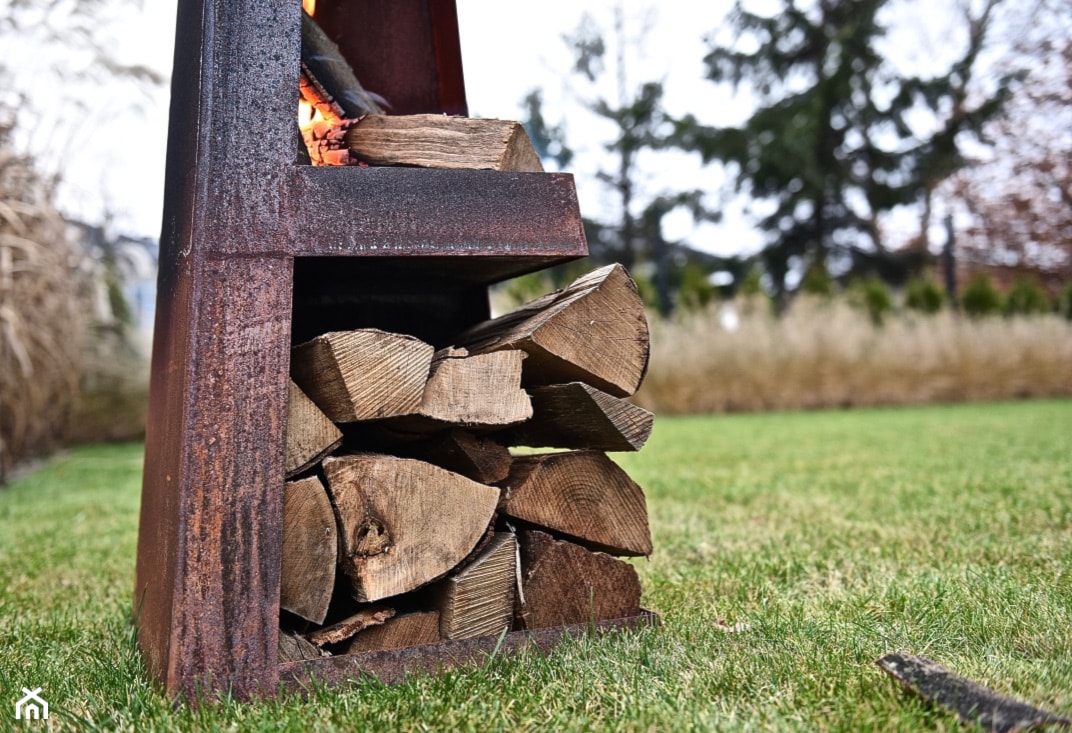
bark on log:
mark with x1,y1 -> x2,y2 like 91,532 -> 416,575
280,476 -> 337,624
307,606 -> 395,647
435,532 -> 517,640
455,264 -> 650,397
345,611 -> 442,654
291,329 -> 434,423
286,380 -> 343,477
322,454 -> 500,603
516,530 -> 641,630
504,382 -> 654,452
500,451 -> 652,556
345,115 -> 543,172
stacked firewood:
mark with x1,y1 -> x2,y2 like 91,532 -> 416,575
279,264 -> 655,660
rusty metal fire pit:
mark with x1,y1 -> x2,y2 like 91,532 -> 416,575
132,0 -> 662,702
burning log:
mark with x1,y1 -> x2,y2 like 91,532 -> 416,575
300,9 -> 384,121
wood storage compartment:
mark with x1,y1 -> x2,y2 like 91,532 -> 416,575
134,0 -> 656,702
282,264 -> 658,666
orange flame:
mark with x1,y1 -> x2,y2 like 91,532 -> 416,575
302,0 -> 315,15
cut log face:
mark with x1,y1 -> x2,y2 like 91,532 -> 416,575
322,454 -> 500,603
280,476 -> 338,624
286,380 -> 343,477
500,451 -> 652,557
435,532 -> 517,640
345,115 -> 544,172
516,530 -> 641,630
290,329 -> 435,423
455,264 -> 650,397
387,348 -> 532,432
505,382 -> 654,452
346,611 -> 442,654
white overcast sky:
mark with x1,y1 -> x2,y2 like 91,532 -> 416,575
14,0 -> 747,252
7,0 -> 986,256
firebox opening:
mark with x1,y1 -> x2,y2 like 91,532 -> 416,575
290,257 -> 491,348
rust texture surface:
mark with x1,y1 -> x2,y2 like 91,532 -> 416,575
279,612 -> 660,691
136,0 -> 587,701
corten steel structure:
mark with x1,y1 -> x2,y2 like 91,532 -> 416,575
135,0 -> 653,702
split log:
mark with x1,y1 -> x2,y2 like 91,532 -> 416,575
346,611 -> 442,654
386,348 -> 531,432
402,429 -> 513,484
435,532 -> 517,640
280,476 -> 337,624
504,382 -> 654,452
500,451 -> 652,557
516,530 -> 641,630
307,606 -> 395,647
322,454 -> 500,603
278,630 -> 324,663
346,115 -> 543,172
300,10 -> 383,121
286,380 -> 343,477
455,264 -> 650,398
290,329 -> 434,423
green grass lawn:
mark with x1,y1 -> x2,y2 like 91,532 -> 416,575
1,400 -> 1070,731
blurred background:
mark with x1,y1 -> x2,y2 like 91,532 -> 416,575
1,0 -> 1069,481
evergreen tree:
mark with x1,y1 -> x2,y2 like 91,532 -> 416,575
521,10 -> 718,317
675,0 -> 1012,310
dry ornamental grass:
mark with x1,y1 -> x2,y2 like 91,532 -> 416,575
0,137 -> 88,481
637,296 -> 1072,414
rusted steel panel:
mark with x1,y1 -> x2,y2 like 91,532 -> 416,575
279,611 -> 660,691
282,167 -> 588,261
313,0 -> 468,116
153,255 -> 292,700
